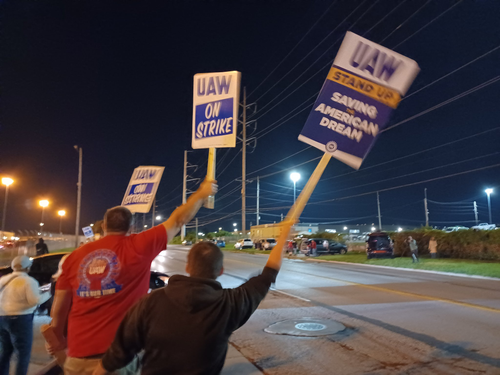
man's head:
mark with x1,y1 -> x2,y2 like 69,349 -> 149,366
186,241 -> 224,279
103,206 -> 133,234
408,236 -> 413,241
38,238 -> 44,244
12,255 -> 32,273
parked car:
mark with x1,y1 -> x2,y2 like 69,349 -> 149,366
471,223 -> 496,230
258,238 -> 277,250
299,238 -> 347,255
234,238 -> 254,249
182,240 -> 193,245
216,240 -> 226,248
443,226 -> 469,232
0,252 -> 169,315
366,232 -> 393,259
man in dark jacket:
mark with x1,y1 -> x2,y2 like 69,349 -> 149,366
92,222 -> 293,375
35,238 -> 49,256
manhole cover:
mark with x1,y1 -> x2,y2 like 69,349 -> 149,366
265,318 -> 345,337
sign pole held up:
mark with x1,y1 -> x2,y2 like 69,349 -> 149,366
204,148 -> 216,209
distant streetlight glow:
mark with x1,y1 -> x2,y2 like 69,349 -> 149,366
485,188 -> 494,224
1,177 -> 14,233
39,223 -> 44,227
398,227 -> 403,232
233,223 -> 237,227
219,227 -> 222,231
58,210 -> 66,234
290,172 -> 301,204
144,225 -> 148,228
343,226 -> 348,231
371,227 -> 376,232
156,215 -> 162,221
90,223 -> 94,227
234,228 -> 237,232
39,200 -> 49,208
198,232 -> 204,236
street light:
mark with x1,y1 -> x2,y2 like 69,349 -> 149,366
219,227 -> 222,231
398,227 -> 403,232
485,188 -> 493,224
290,172 -> 300,204
1,177 -> 14,234
58,210 -> 66,234
233,223 -> 237,227
343,226 -> 348,231
156,215 -> 162,221
39,200 -> 49,228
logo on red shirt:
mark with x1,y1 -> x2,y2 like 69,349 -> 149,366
77,249 -> 122,298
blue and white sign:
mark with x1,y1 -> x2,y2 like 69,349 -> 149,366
121,166 -> 164,213
299,32 -> 419,170
82,226 -> 94,238
192,71 -> 241,149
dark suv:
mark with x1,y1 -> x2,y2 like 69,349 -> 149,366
301,238 -> 348,255
366,232 -> 393,259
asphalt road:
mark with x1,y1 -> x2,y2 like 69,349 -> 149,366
156,245 -> 500,375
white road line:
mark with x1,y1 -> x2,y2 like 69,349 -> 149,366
270,288 -> 311,302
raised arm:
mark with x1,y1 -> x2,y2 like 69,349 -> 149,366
162,178 -> 217,241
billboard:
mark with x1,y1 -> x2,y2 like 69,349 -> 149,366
192,71 -> 241,149
299,32 -> 419,169
121,166 -> 164,213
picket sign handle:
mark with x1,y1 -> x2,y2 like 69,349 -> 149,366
204,147 -> 216,209
273,153 -> 332,253
285,152 -> 332,223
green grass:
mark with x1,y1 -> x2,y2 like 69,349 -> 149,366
315,253 -> 500,278
50,248 -> 75,253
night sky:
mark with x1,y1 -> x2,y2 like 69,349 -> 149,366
1,0 -> 500,235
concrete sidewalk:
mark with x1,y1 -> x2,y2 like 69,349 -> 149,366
14,315 -> 262,375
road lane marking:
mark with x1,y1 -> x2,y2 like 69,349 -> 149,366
270,288 -> 311,302
288,269 -> 500,314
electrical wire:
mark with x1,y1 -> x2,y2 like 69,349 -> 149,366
383,75 -> 500,132
247,0 -> 340,98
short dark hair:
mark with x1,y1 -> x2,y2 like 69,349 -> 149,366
104,206 -> 133,233
187,242 -> 223,279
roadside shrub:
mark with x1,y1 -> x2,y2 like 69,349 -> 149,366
303,232 -> 345,243
391,229 -> 500,260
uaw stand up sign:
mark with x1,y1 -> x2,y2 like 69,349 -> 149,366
299,32 -> 420,169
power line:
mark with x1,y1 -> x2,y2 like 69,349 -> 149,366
246,146 -> 311,176
247,0 -> 339,98
383,75 -> 500,132
362,0 -> 409,38
379,0 -> 431,44
391,0 -> 464,49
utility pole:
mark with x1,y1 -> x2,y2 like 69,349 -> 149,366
376,191 -> 382,230
241,87 -> 247,235
181,150 -> 187,241
473,201 -> 478,225
424,188 -> 429,227
195,218 -> 198,242
151,198 -> 156,228
256,176 -> 260,226
281,213 -> 283,222
74,146 -> 82,248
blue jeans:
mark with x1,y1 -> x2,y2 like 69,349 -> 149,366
0,314 -> 34,375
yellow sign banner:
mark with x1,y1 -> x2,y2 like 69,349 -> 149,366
327,67 -> 401,109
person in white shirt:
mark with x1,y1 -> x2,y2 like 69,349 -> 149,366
0,255 -> 51,375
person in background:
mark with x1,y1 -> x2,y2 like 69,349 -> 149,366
429,237 -> 438,259
48,179 -> 217,375
408,236 -> 419,263
0,256 -> 51,375
309,239 -> 317,257
287,240 -> 294,255
35,238 -> 49,256
322,239 -> 329,251
92,221 -> 294,375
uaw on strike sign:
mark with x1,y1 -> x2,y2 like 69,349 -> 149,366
121,166 -> 164,213
192,71 -> 241,149
299,32 -> 419,169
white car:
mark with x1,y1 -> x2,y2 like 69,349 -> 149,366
234,238 -> 254,249
471,223 -> 496,230
443,226 -> 469,233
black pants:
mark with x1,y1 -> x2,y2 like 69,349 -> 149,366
0,314 -> 34,375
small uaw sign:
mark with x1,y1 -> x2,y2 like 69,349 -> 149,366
299,32 -> 419,169
192,71 -> 241,149
121,166 -> 165,213
82,226 -> 94,238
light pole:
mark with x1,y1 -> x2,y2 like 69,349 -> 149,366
58,210 -> 66,234
39,200 -> 49,231
74,146 -> 83,249
485,188 -> 493,224
290,172 -> 300,204
1,177 -> 14,234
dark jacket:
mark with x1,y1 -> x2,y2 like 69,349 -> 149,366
102,267 -> 278,375
35,242 -> 48,256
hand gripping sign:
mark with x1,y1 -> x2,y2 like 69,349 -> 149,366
192,71 -> 241,208
121,166 -> 165,214
299,32 -> 419,170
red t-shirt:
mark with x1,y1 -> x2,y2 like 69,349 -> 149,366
56,225 -> 167,358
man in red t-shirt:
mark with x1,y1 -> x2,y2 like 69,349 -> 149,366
49,179 -> 217,375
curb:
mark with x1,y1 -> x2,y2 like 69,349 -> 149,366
302,257 -> 500,281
